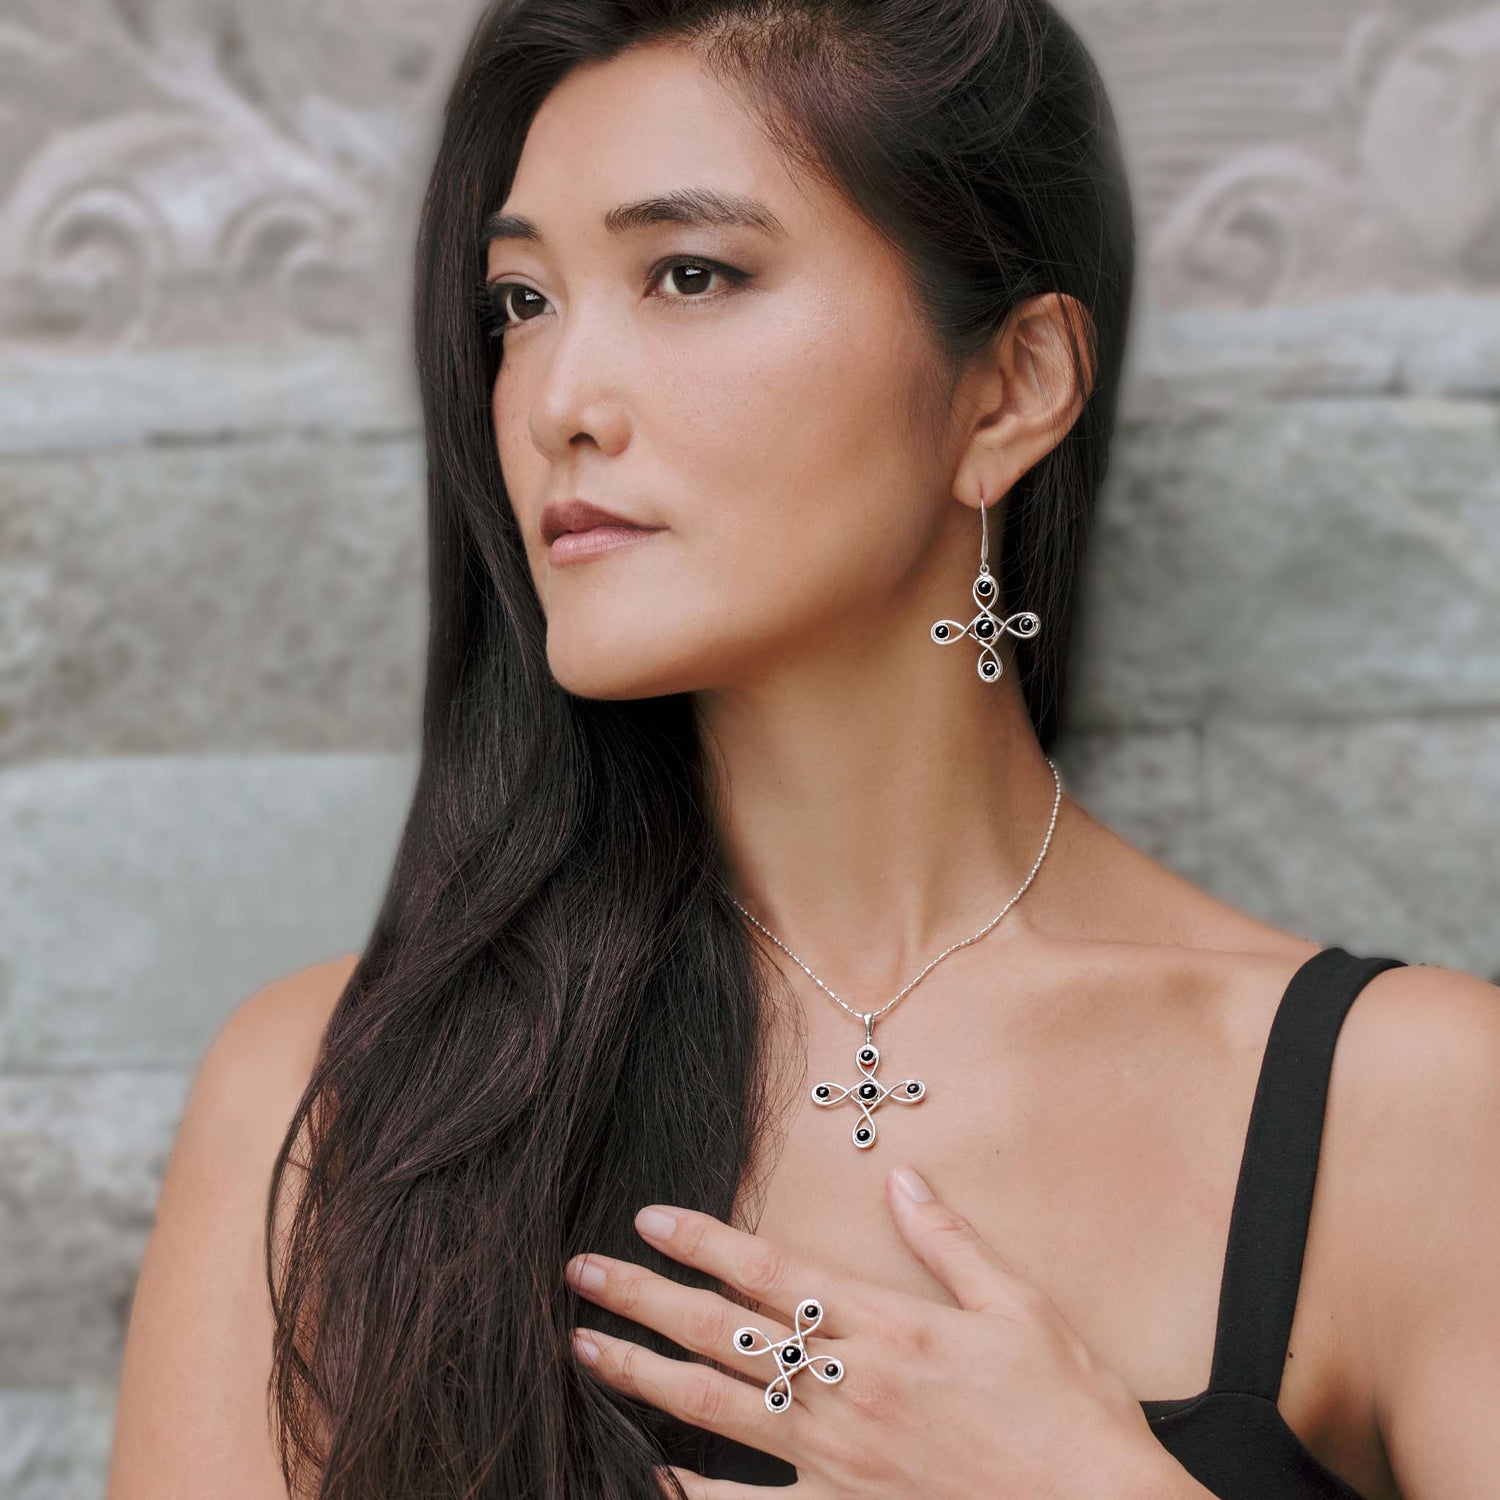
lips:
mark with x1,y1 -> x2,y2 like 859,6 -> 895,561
539,497 -> 658,545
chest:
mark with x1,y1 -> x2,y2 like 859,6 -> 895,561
728,1007 -> 1395,1498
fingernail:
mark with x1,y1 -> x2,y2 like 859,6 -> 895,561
573,1328 -> 602,1363
567,1255 -> 607,1291
892,1164 -> 933,1201
636,1205 -> 678,1240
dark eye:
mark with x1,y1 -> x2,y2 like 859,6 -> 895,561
653,257 -> 744,300
480,281 -> 545,339
479,256 -> 749,339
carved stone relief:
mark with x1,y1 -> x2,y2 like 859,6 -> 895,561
0,0 -> 472,346
1152,5 -> 1500,306
0,0 -> 1494,344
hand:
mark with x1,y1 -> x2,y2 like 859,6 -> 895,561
563,1163 -> 1179,1498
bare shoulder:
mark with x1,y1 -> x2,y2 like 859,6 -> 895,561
197,951 -> 358,1117
106,952 -> 360,1500
1319,959 -> 1500,1491
1328,958 -> 1500,1170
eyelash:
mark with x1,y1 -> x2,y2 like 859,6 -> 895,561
477,256 -> 751,339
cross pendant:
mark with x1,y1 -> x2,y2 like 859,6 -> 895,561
808,1012 -> 926,1149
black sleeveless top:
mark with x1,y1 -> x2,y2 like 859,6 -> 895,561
660,945 -> 1408,1498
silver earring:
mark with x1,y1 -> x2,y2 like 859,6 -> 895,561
928,493 -> 1041,682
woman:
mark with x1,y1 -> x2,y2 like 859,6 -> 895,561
106,0 -> 1500,1496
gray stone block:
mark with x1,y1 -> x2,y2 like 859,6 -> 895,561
0,344 -> 420,456
0,1386 -> 115,1500
0,1073 -> 188,1383
1124,294 -> 1500,412
1068,395 -> 1500,729
0,433 -> 428,763
0,752 -> 417,1068
1202,713 -> 1500,978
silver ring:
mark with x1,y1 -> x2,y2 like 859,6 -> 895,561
731,1295 -> 845,1412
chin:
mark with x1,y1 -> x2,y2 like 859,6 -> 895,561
545,637 -> 701,702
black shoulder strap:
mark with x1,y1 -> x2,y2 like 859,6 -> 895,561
1207,945 -> 1408,1401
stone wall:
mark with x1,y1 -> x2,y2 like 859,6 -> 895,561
2,1 -> 1497,1492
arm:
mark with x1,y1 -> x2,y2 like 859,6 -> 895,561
105,953 -> 357,1500
1355,965 -> 1500,1498
1138,963 -> 1500,1500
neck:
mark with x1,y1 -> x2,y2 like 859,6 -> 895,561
693,642 -> 1068,1002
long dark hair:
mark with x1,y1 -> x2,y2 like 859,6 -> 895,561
265,1 -> 1135,1494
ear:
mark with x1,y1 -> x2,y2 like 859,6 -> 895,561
950,292 -> 1095,509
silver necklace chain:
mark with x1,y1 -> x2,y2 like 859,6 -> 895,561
729,756 -> 1063,1035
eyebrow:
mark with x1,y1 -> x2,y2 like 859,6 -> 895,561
481,188 -> 788,251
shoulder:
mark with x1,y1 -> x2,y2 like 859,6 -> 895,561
193,951 -> 358,1128
106,953 -> 359,1499
1321,960 -> 1500,1487
168,950 -> 358,1183
1329,958 -> 1500,1162
1326,958 -> 1500,1248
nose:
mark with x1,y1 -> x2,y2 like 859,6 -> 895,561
520,302 -> 636,464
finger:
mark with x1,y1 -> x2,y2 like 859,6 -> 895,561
565,1251 -> 805,1386
632,1203 -> 868,1336
886,1163 -> 1027,1314
571,1326 -> 798,1463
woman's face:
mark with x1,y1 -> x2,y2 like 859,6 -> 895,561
486,41 -> 957,701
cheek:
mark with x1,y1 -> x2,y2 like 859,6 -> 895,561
493,375 -> 532,480
484,280 -> 938,682
671,283 -> 912,475
648,283 -> 931,566
492,374 -> 550,564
